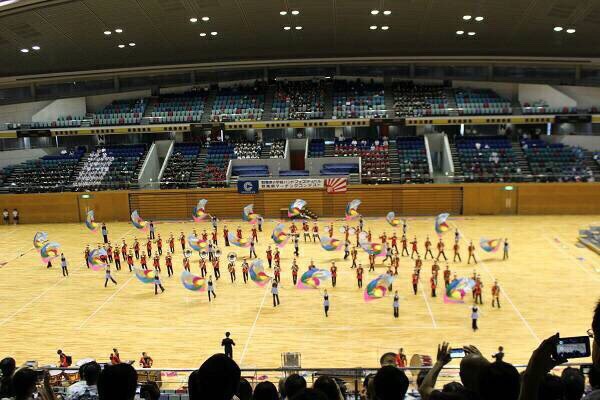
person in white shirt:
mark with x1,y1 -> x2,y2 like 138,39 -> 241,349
2,209 -> 8,225
11,209 -> 18,225
66,362 -> 100,400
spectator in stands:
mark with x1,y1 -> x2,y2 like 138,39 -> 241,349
289,388 -> 327,400
373,365 -> 409,400
2,209 -> 8,225
379,352 -> 398,367
536,374 -> 564,400
593,300 -> 600,366
66,361 -> 100,400
237,378 -> 252,400
285,374 -> 307,400
188,354 -> 240,400
11,209 -> 18,225
584,365 -> 600,399
5,367 -> 55,400
518,333 -> 567,400
0,357 -> 16,398
313,376 -> 344,400
561,367 -> 585,400
139,382 -> 160,400
478,361 -> 520,400
252,381 -> 278,400
97,363 -> 137,400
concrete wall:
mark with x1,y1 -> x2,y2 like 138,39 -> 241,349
85,89 -> 150,113
0,100 -> 52,124
554,85 -> 600,109
230,157 -> 290,177
32,97 -> 86,122
452,80 -> 519,102
518,84 -> 576,108
0,147 -> 59,169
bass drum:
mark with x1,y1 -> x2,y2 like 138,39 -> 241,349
409,354 -> 433,377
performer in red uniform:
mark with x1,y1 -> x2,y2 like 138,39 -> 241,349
424,236 -> 434,259
430,276 -> 437,297
223,226 -> 230,247
146,239 -> 152,257
291,259 -> 299,285
391,233 -> 398,253
393,251 -> 400,275
274,249 -> 281,268
121,241 -> 127,260
168,234 -> 175,253
312,223 -> 320,242
380,232 -> 388,244
241,259 -> 249,284
410,237 -> 419,259
330,262 -> 338,287
211,230 -> 218,246
412,271 -> 419,295
274,265 -> 281,283
84,245 -> 91,268
183,256 -> 190,272
369,254 -> 375,272
474,278 -> 483,304
468,241 -> 477,264
266,246 -> 273,268
436,238 -> 447,261
107,244 -> 114,263
453,242 -> 462,262
236,226 -> 242,240
302,221 -> 310,242
212,257 -> 221,280
165,253 -> 173,277
443,265 -> 451,287
491,280 -> 501,308
152,255 -> 161,273
156,235 -> 163,256
290,222 -> 297,235
431,261 -> 440,284
414,256 -> 422,277
134,239 -> 140,259
328,223 -> 334,238
140,252 -> 148,270
251,227 -> 258,243
179,232 -> 186,251
202,230 -> 208,243
351,247 -> 358,268
228,260 -> 236,283
356,265 -> 364,288
113,250 -> 121,270
127,251 -> 134,272
199,257 -> 207,277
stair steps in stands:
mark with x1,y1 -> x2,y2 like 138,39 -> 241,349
192,147 -> 207,187
383,81 -> 395,119
130,149 -> 150,190
262,85 -> 275,121
511,142 -> 533,181
388,140 -> 402,184
445,89 -> 459,116
323,82 -> 334,118
143,97 -> 159,119
260,143 -> 272,159
584,151 -> 600,179
324,143 -> 335,157
448,142 -> 464,182
200,89 -> 217,123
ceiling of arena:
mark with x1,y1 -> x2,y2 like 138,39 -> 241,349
1,0 -> 600,78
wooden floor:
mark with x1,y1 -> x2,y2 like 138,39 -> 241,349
0,215 -> 599,369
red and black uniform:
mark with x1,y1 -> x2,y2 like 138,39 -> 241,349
127,253 -> 134,271
492,284 -> 501,308
180,234 -> 186,251
121,243 -> 127,260
211,231 -> 218,246
140,255 -> 147,270
199,259 -> 207,277
242,262 -> 249,283
436,240 -> 447,261
369,254 -> 375,272
274,251 -> 280,268
223,228 -> 230,246
113,251 -> 121,270
330,265 -> 337,287
290,224 -> 297,235
351,248 -> 358,268
410,239 -> 419,258
303,222 -> 310,242
228,262 -> 236,283
431,263 -> 440,284
274,266 -> 281,283
474,281 -> 483,304
236,228 -> 242,239
401,236 -> 409,256
424,239 -> 433,259
212,259 -> 221,279
183,257 -> 190,272
157,238 -> 163,255
291,264 -> 298,285
430,276 -> 437,297
391,235 -> 398,252
444,268 -> 451,287
251,227 -> 258,243
356,267 -> 364,288
266,249 -> 273,268
468,244 -> 477,264
84,247 -> 91,268
107,246 -> 114,263
412,272 -> 419,295
202,232 -> 209,242
153,256 -> 161,273
146,240 -> 152,257
312,225 -> 320,242
165,255 -> 173,277
453,243 -> 461,262
169,236 -> 175,253
134,241 -> 140,259
414,258 -> 422,276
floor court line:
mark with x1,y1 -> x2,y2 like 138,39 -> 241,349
453,224 -> 540,342
544,234 -> 600,281
239,284 -> 270,366
0,277 -> 65,326
77,275 -> 135,329
418,275 -> 438,329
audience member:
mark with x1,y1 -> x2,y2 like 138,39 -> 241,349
584,365 -> 600,399
536,374 -> 564,400
285,374 -> 307,400
6,367 -> 55,400
252,381 -> 278,400
518,333 -> 566,400
313,376 -> 343,400
0,358 -> 16,399
66,361 -> 100,400
139,382 -> 160,400
373,365 -> 409,400
478,361 -> 520,400
289,388 -> 327,400
379,352 -> 398,367
97,363 -> 137,400
561,367 -> 584,400
237,378 -> 252,400
188,354 -> 240,400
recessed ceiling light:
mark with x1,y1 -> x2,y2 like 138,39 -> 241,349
283,26 -> 291,30
210,31 -> 218,36
295,26 -> 302,30
381,26 -> 389,30
468,31 -> 476,36
103,30 -> 112,35
371,9 -> 379,15
369,25 -> 378,30
554,26 -> 563,31
566,28 -> 576,33
0,0 -> 19,7
20,48 -> 29,53
475,16 -> 484,21
190,17 -> 198,23
200,32 -> 207,37
31,45 -> 40,50
115,28 -> 123,33
118,44 -> 125,48
291,10 -> 299,15
202,16 -> 210,21
128,42 -> 135,46
463,15 -> 472,20
325,76 -> 331,79
456,30 -> 464,35
280,11 -> 287,15
383,10 -> 392,15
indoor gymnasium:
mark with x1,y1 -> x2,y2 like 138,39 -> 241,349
0,1 -> 600,400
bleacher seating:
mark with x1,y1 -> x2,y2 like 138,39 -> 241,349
393,82 -> 449,117
272,80 -> 325,120
522,140 -> 593,182
334,138 -> 390,184
232,140 -> 261,159
320,163 -> 359,175
160,143 -> 201,189
308,139 -> 325,157
455,136 -> 520,182
210,83 -> 265,122
149,92 -> 207,124
267,139 -> 286,158
72,144 -> 147,190
32,115 -> 85,129
199,142 -> 234,188
91,99 -> 147,126
332,80 -> 386,119
453,88 -> 512,115
232,165 -> 269,177
2,147 -> 86,193
396,137 -> 433,183
522,101 -> 578,115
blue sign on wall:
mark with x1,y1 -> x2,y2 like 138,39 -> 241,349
238,180 -> 259,194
